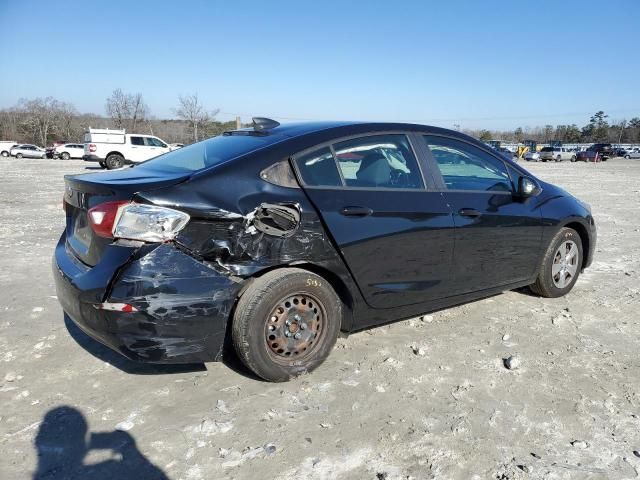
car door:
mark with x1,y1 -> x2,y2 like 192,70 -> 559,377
294,132 -> 456,310
422,134 -> 543,295
147,137 -> 171,156
128,136 -> 149,162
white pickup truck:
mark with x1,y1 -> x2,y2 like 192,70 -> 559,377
83,128 -> 178,169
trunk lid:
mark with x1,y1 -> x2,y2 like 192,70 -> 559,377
63,168 -> 190,266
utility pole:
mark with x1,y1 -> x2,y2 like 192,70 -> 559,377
236,116 -> 241,130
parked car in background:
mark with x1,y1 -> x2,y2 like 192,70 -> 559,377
83,128 -> 177,169
1,141 -> 18,157
46,140 -> 70,158
495,147 -> 516,161
524,150 -> 541,162
624,149 -> 640,159
575,150 -> 599,162
54,118 -> 596,381
539,146 -> 576,162
54,143 -> 85,160
10,144 -> 46,158
613,148 -> 628,157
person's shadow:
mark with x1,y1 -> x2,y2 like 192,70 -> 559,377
34,406 -> 168,480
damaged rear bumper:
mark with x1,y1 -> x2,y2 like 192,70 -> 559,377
53,234 -> 242,363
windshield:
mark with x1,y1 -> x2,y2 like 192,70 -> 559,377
133,133 -> 284,173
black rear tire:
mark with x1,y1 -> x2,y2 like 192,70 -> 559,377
61,152 -> 70,160
232,268 -> 341,382
99,161 -> 106,168
16,153 -> 23,158
105,154 -> 124,169
530,227 -> 583,298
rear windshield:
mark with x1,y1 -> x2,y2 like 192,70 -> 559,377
541,147 -> 553,152
134,133 -> 284,173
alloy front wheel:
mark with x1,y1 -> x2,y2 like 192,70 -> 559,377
551,240 -> 579,288
530,227 -> 583,298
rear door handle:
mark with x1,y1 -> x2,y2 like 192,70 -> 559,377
458,208 -> 482,217
340,206 -> 373,217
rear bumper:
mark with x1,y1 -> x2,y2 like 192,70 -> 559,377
82,154 -> 103,162
53,234 -> 242,363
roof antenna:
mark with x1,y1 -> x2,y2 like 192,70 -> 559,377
252,117 -> 280,131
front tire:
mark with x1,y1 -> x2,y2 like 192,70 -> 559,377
61,152 -> 70,160
105,154 -> 124,169
16,153 -> 23,159
571,156 -> 576,162
232,268 -> 341,382
530,227 -> 583,298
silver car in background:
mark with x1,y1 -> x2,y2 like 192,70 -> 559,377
539,146 -> 576,162
624,149 -> 640,159
10,144 -> 46,158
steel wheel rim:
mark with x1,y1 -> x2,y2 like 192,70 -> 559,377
264,292 -> 326,363
552,240 -> 579,288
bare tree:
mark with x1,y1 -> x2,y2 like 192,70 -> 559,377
174,94 -> 219,142
105,89 -> 149,133
18,97 -> 65,146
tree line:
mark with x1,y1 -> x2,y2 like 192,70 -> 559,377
471,111 -> 640,144
1,91 -> 638,147
0,89 -> 235,146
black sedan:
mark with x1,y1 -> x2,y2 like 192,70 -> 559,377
53,118 -> 596,381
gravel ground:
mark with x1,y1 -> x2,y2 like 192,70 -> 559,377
1,157 -> 639,480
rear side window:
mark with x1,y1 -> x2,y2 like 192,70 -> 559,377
130,136 -> 144,146
424,136 -> 512,192
333,134 -> 423,189
136,132 -> 287,173
294,147 -> 342,187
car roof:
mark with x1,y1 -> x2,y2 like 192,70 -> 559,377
229,120 -> 486,149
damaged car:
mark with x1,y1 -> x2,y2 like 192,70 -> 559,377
53,118 -> 596,381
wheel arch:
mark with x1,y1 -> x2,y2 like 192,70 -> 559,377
106,151 -> 124,159
563,221 -> 591,269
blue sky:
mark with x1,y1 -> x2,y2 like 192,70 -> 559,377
0,0 -> 638,129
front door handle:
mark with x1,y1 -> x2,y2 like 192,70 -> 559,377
458,208 -> 482,217
340,206 -> 373,217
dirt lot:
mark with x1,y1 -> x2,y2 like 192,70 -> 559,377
1,157 -> 639,480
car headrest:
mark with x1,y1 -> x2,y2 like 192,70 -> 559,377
356,152 -> 391,186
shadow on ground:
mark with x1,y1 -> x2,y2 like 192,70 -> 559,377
34,406 -> 168,480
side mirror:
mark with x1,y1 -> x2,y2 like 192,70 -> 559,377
518,176 -> 539,197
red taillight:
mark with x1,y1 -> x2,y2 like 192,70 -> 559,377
88,201 -> 129,238
89,144 -> 96,153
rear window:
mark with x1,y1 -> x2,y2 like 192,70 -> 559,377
134,133 -> 285,173
541,147 -> 553,152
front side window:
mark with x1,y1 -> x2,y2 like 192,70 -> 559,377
145,137 -> 167,147
130,136 -> 144,146
424,136 -> 512,192
333,134 -> 423,189
294,147 -> 342,187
